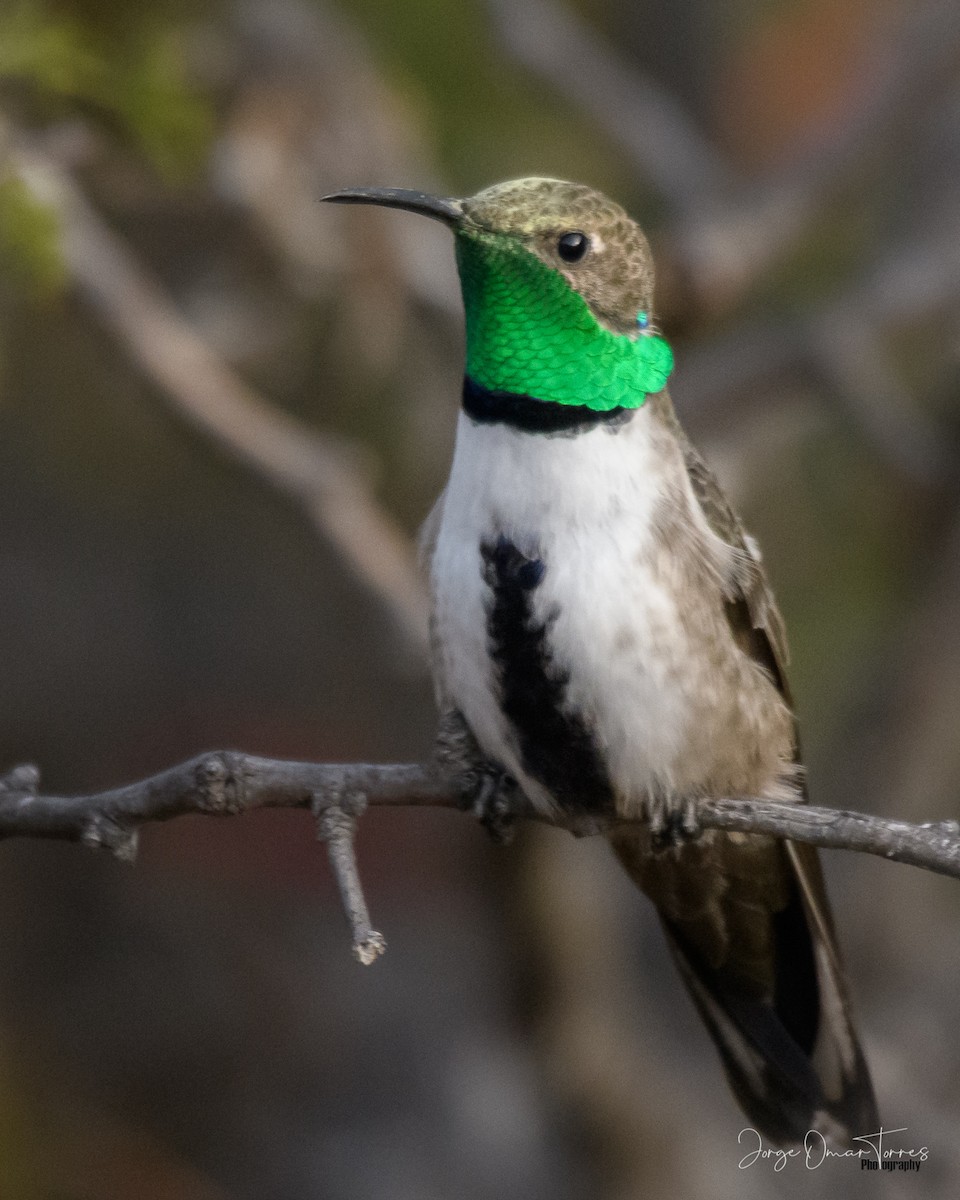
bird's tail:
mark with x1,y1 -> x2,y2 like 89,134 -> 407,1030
611,829 -> 878,1147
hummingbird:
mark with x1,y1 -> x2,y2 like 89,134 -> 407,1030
323,178 -> 878,1145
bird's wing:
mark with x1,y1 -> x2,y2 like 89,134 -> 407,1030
614,430 -> 877,1146
682,440 -> 791,694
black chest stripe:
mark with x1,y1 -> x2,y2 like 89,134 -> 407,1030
481,535 -> 615,813
463,376 -> 634,435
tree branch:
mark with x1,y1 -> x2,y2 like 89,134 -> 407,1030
1,754 -> 957,961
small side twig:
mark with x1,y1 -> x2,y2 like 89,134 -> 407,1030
0,753 -> 958,961
314,793 -> 386,965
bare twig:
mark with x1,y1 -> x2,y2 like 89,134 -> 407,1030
1,754 -> 958,961
693,796 -> 960,879
14,149 -> 430,654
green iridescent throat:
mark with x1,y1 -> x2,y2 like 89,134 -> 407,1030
455,229 -> 673,411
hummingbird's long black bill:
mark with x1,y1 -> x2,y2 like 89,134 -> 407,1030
320,187 -> 463,226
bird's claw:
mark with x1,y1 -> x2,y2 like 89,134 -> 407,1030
456,767 -> 518,845
649,795 -> 702,851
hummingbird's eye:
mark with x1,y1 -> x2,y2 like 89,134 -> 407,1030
557,231 -> 589,262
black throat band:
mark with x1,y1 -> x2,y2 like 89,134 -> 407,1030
463,376 -> 634,435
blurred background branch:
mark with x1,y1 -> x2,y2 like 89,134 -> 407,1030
15,146 -> 430,652
490,0 -> 960,311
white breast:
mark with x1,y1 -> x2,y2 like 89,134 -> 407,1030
429,408 -> 739,816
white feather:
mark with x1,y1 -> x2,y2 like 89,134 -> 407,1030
429,407 -> 791,817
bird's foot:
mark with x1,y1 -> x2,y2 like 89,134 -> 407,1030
455,766 -> 519,845
435,710 -> 519,844
649,794 -> 702,851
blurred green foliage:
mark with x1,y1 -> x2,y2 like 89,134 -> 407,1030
0,1 -> 216,293
0,1 -> 213,177
0,174 -> 62,296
